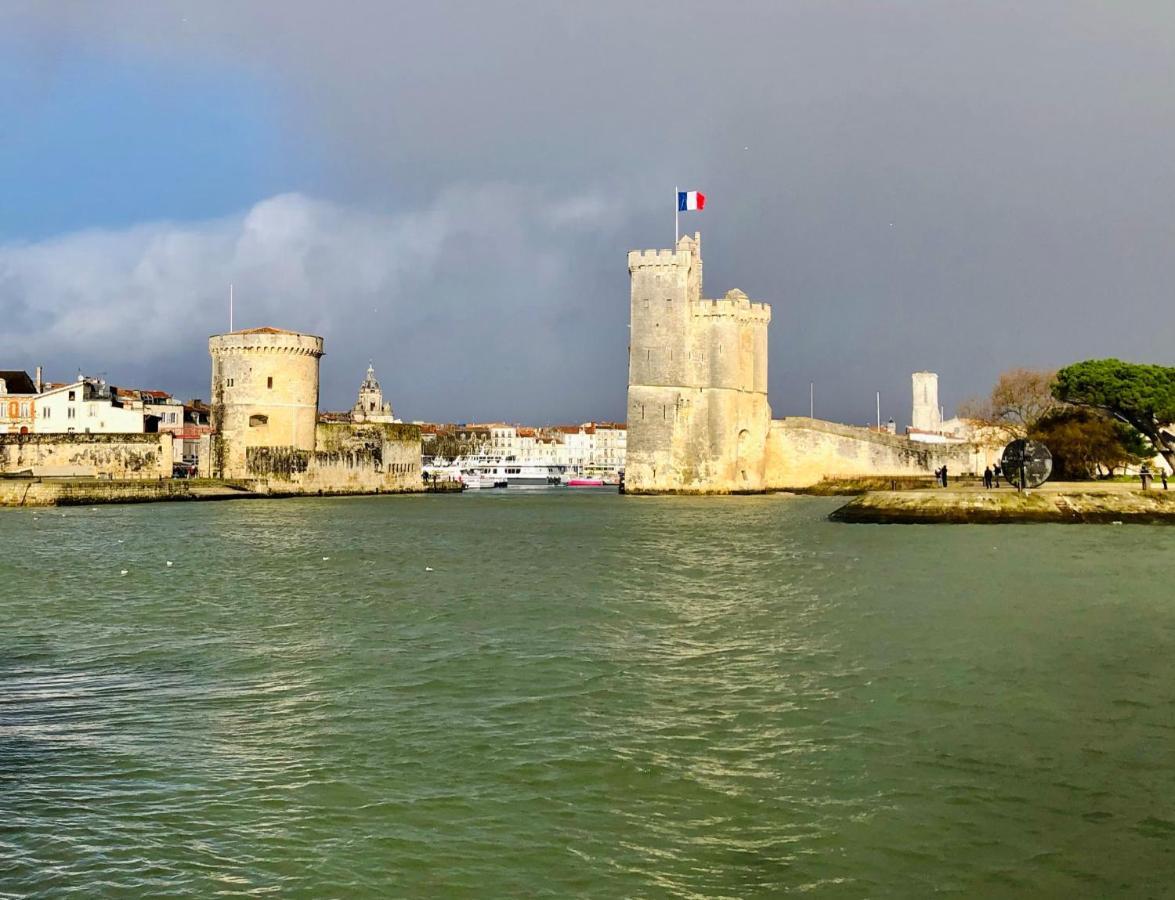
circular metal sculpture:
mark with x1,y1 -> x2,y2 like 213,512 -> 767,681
1001,439 -> 1053,489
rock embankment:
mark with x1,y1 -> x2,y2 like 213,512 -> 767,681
831,486 -> 1175,524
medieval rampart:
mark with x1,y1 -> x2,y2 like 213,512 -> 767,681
244,422 -> 422,495
764,418 -> 989,489
0,433 -> 173,479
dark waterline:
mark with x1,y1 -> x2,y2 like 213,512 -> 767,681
2,492 -> 1174,896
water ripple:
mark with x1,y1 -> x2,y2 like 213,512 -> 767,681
2,494 -> 1174,895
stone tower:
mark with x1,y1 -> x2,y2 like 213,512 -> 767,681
208,326 -> 324,477
351,363 -> 394,423
911,371 -> 942,433
625,233 -> 772,493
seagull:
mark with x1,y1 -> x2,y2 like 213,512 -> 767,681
425,566 -> 434,572
166,561 -> 173,567
119,569 -> 128,576
322,556 -> 330,561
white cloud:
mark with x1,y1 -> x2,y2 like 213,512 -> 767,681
0,186 -> 631,422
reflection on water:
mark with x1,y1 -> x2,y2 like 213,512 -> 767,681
2,493 -> 1174,896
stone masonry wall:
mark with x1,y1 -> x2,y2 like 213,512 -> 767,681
0,433 -> 173,479
244,422 -> 422,494
764,418 -> 990,490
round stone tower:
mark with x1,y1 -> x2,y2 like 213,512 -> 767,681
208,326 -> 324,478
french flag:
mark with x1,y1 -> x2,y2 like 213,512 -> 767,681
677,190 -> 705,211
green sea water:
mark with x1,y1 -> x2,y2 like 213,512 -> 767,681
2,491 -> 1174,897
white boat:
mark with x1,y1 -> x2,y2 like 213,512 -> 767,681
457,454 -> 565,489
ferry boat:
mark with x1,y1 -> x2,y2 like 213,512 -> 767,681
456,454 -> 566,489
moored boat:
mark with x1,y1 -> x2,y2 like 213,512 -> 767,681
457,454 -> 565,488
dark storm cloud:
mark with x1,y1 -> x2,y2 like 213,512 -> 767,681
3,1 -> 1174,424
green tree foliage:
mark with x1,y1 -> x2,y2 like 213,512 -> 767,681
426,432 -> 483,461
1053,359 -> 1175,468
1029,408 -> 1151,479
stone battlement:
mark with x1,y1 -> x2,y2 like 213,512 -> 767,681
691,298 -> 772,323
628,232 -> 702,271
209,329 -> 324,358
627,248 -> 693,269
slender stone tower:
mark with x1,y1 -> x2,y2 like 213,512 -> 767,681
911,371 -> 942,433
209,326 -> 324,478
625,233 -> 772,493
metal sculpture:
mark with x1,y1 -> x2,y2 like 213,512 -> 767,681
1001,439 -> 1053,490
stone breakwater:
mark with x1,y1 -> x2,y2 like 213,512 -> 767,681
831,485 -> 1175,524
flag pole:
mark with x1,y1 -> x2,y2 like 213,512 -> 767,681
229,283 -> 234,332
674,185 -> 678,245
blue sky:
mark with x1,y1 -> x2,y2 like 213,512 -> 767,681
0,42 -> 322,241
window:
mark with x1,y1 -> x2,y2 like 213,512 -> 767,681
227,378 -> 235,388
642,299 -> 649,310
41,407 -> 50,419
267,376 -> 273,389
18,402 -> 29,417
68,390 -> 76,401
249,414 -> 269,427
67,407 -> 76,419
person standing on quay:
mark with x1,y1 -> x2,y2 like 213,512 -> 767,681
1163,468 -> 1169,490
941,464 -> 949,487
984,466 -> 994,490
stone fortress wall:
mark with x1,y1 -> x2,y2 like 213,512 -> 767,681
0,433 -> 173,479
765,418 -> 983,488
625,234 -> 989,494
241,422 -> 420,494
